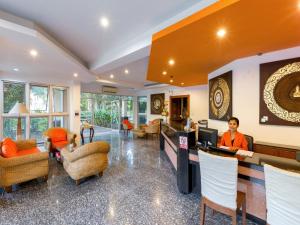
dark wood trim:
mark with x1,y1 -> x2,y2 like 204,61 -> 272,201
254,143 -> 297,159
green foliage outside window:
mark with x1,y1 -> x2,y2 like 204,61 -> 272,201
3,82 -> 25,113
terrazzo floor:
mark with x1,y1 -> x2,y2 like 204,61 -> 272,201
0,132 -> 258,225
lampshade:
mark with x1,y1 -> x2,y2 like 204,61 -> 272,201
9,102 -> 29,115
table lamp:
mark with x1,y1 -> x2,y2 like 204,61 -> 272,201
8,102 -> 29,140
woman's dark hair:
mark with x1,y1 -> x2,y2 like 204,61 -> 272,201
228,117 -> 239,126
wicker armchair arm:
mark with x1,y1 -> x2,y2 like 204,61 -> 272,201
0,151 -> 48,168
61,142 -> 110,163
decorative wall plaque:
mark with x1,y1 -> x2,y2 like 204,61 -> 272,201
209,71 -> 232,121
151,93 -> 165,114
260,57 -> 300,126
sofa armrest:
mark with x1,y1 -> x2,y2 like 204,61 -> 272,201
0,151 -> 49,168
61,141 -> 110,163
15,139 -> 37,150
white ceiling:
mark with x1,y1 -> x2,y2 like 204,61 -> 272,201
0,0 -> 217,89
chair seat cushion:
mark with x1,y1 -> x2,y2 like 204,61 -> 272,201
17,147 -> 40,156
52,140 -> 69,149
1,138 -> 18,158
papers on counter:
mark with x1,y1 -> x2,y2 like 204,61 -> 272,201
236,150 -> 254,157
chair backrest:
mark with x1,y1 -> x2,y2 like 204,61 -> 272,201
264,164 -> 300,225
198,150 -> 238,210
244,134 -> 254,151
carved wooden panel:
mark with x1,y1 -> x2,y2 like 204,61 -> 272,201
260,57 -> 300,126
209,71 -> 232,121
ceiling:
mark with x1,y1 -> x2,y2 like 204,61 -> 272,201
147,0 -> 300,86
0,0 -> 215,86
0,11 -> 94,84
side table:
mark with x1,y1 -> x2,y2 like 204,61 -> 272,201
80,125 -> 95,145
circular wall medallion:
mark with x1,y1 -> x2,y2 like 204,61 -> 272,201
263,62 -> 300,123
210,78 -> 230,119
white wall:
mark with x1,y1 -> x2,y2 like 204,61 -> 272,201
140,46 -> 300,147
137,85 -> 208,124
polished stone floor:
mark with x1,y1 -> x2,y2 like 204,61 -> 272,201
0,132 -> 258,225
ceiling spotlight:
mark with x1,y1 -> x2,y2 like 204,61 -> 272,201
124,69 -> 129,74
73,73 -> 78,77
30,49 -> 38,57
170,79 -> 174,83
13,68 -> 19,72
181,82 -> 184,85
217,28 -> 226,38
100,17 -> 109,28
110,74 -> 114,79
168,59 -> 175,66
162,71 -> 167,75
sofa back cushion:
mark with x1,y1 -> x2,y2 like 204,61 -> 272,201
1,137 -> 18,158
48,128 -> 67,143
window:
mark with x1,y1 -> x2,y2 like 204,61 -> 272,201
52,116 -> 68,128
30,85 -> 49,113
3,117 -> 26,140
138,96 -> 147,125
1,80 -> 69,142
3,82 -> 25,113
53,87 -> 68,113
30,117 -> 49,143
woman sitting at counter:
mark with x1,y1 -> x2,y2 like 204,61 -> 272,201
220,117 -> 248,150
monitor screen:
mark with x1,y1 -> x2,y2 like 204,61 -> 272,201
198,127 -> 218,147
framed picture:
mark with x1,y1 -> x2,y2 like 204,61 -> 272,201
209,71 -> 232,121
151,93 -> 165,114
260,57 -> 300,126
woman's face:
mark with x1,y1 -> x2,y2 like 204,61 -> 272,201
228,120 -> 238,132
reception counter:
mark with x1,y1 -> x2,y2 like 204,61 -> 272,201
160,123 -> 300,223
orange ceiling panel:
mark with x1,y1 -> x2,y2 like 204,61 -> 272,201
147,0 -> 300,86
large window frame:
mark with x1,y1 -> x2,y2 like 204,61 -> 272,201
0,80 -> 69,142
137,96 -> 147,126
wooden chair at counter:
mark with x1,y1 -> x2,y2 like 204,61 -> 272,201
198,150 -> 246,225
264,164 -> 300,225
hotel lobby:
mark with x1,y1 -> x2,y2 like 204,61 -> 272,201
0,0 -> 300,225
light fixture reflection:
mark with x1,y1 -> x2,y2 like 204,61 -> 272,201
217,28 -> 226,38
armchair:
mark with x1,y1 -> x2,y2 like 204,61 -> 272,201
43,128 -> 76,155
61,141 -> 110,185
0,138 -> 49,192
144,119 -> 161,138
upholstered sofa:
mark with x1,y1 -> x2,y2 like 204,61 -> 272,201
61,141 -> 110,185
0,138 -> 49,192
43,128 -> 76,155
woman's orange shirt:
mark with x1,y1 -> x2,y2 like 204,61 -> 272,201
220,131 -> 248,150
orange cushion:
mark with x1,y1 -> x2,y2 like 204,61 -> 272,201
52,140 -> 68,149
122,120 -> 133,130
16,147 -> 40,156
1,138 -> 18,158
48,128 -> 67,143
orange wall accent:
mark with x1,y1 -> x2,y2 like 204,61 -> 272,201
148,0 -> 300,86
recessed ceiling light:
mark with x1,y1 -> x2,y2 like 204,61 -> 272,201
30,49 -> 38,57
217,28 -> 226,38
73,73 -> 78,77
168,59 -> 175,66
110,74 -> 114,79
13,68 -> 19,72
298,1 -> 300,9
181,82 -> 184,85
170,79 -> 174,83
100,17 -> 109,28
162,71 -> 167,75
124,69 -> 129,74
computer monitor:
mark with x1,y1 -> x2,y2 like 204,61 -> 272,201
197,127 -> 218,148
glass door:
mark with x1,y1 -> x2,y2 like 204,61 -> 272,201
111,100 -> 120,129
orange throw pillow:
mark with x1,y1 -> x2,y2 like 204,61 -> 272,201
1,138 -> 18,158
